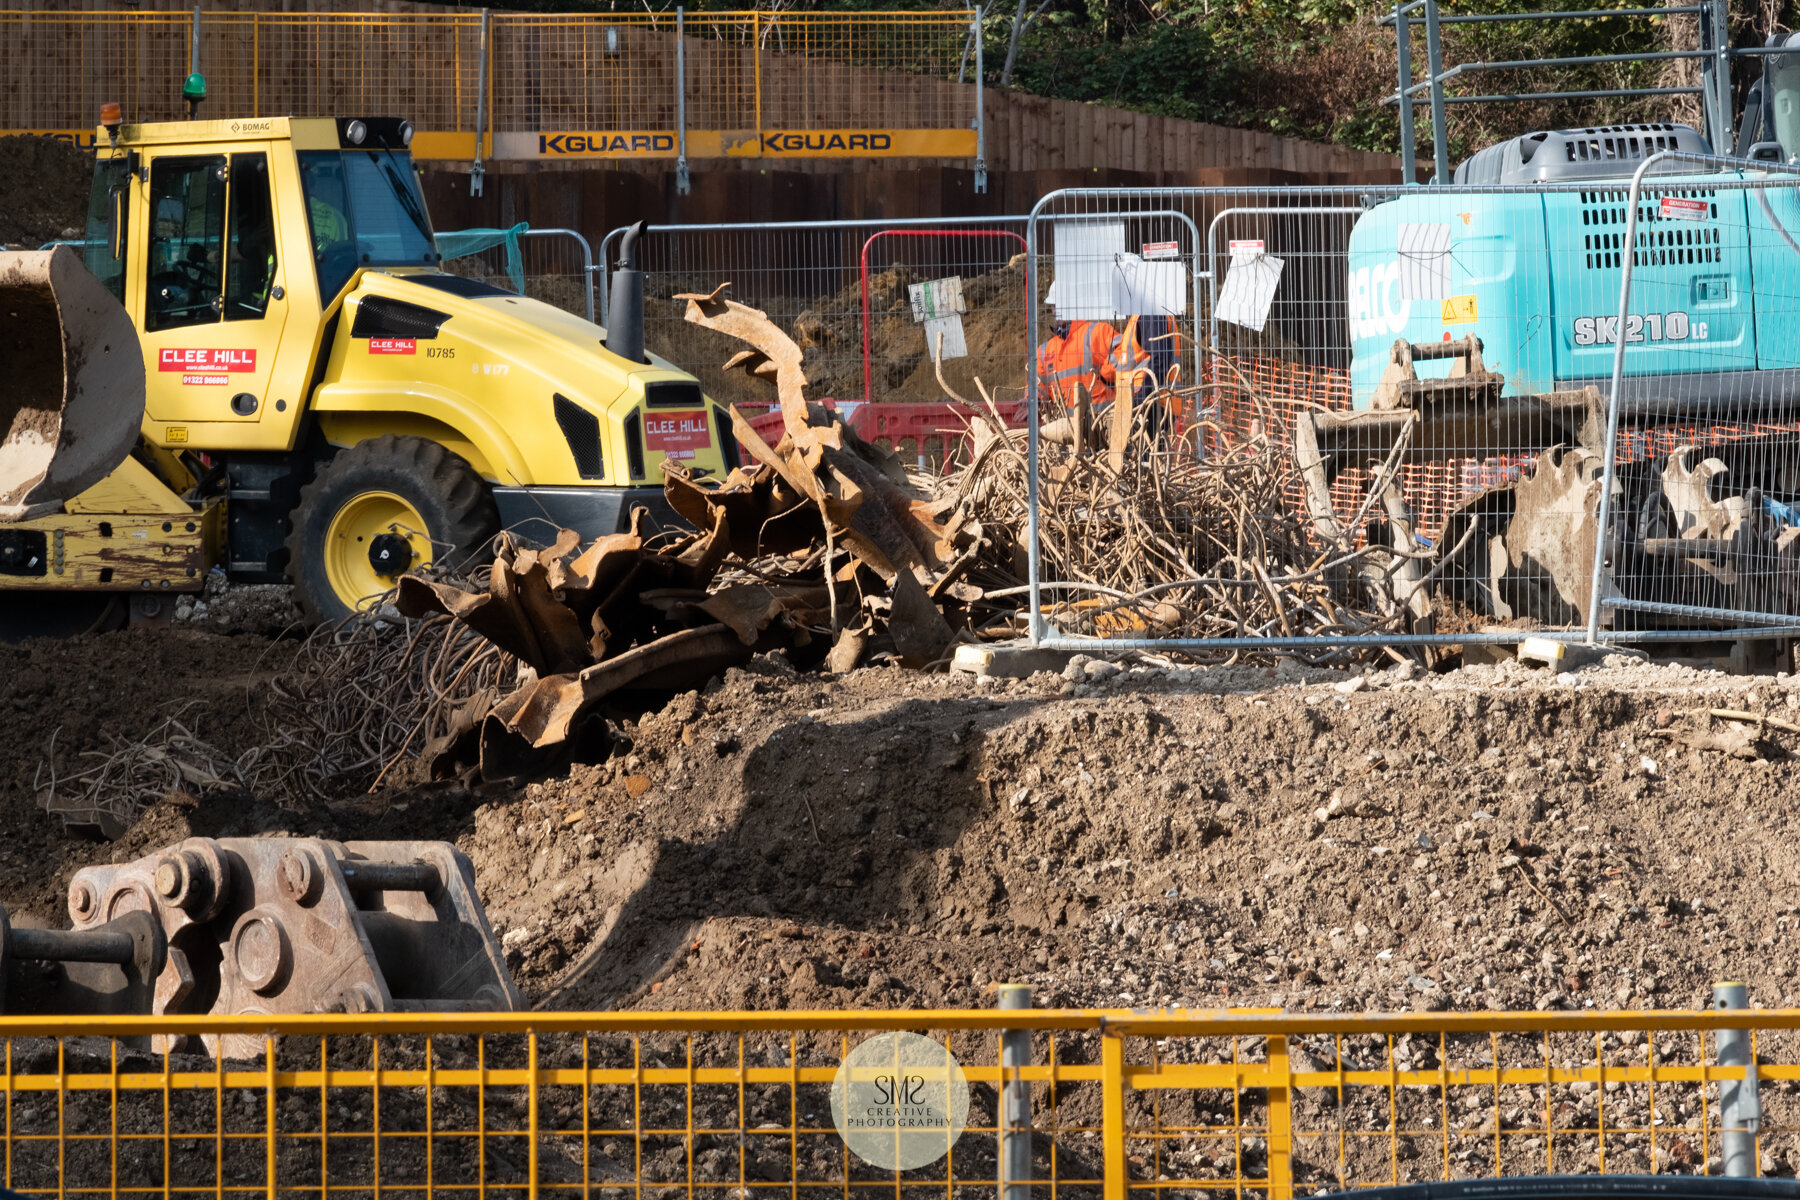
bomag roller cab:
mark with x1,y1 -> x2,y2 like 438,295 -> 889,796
0,110 -> 734,634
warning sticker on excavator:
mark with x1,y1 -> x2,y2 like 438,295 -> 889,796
1441,294 -> 1478,324
645,411 -> 710,459
1660,196 -> 1709,222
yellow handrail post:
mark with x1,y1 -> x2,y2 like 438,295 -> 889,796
752,9 -> 762,145
1265,1035 -> 1293,1200
263,1036 -> 276,1200
1100,1030 -> 1126,1200
528,1030 -> 541,1200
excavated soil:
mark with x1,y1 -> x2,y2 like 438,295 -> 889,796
644,259 -> 1037,415
464,655 -> 1800,1019
0,135 -> 91,249
3,624 -> 1800,1026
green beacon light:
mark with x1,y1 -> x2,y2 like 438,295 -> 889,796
182,72 -> 206,119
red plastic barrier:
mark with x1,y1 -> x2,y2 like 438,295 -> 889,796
737,399 -> 1029,465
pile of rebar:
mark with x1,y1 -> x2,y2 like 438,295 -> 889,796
936,350 -> 1431,660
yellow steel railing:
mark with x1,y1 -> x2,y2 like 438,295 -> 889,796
0,10 -> 981,160
0,1007 -> 1789,1200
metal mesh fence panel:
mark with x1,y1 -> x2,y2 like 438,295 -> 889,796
678,12 -> 768,134
0,10 -> 971,146
482,11 -> 974,137
488,14 -> 682,135
219,13 -> 483,131
600,218 -> 1032,464
1591,156 -> 1800,640
0,11 -> 484,132
0,11 -> 193,127
1019,181 -> 1800,653
702,12 -> 976,132
442,228 -> 598,323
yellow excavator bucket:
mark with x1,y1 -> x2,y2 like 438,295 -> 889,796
0,246 -> 144,521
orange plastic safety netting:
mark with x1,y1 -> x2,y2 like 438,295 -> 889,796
1201,355 -> 1800,545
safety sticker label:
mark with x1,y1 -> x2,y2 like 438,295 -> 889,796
1227,239 -> 1265,255
369,338 -> 417,355
1660,196 -> 1709,222
645,410 -> 710,459
1142,241 -> 1180,259
1441,294 -> 1478,324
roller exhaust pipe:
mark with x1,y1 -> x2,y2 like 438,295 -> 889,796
605,220 -> 648,365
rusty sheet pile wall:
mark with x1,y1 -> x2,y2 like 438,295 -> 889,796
0,1006 -> 1790,1198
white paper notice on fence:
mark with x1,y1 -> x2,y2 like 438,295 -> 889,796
908,277 -> 966,322
1214,250 -> 1284,333
923,314 -> 968,361
1397,223 -> 1453,300
1111,252 -> 1187,317
1044,221 -> 1125,320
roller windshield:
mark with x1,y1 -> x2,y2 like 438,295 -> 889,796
298,146 -> 439,301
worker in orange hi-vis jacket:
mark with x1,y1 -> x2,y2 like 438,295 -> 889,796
1035,311 -> 1119,411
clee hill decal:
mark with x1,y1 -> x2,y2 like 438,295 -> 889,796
159,347 -> 256,386
368,338 -> 416,355
644,410 -> 710,459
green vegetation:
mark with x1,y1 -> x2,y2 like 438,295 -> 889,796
993,0 -> 1754,162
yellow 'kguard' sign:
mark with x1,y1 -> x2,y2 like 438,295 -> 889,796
492,129 -> 976,160
494,131 -> 678,158
718,129 -> 977,157
2,128 -> 101,150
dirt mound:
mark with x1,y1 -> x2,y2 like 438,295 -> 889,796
644,259 -> 1038,414
0,136 -> 91,249
453,654 -> 1800,1017
0,626 -> 286,920
4,620 -> 1799,1025
792,259 -> 1035,405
